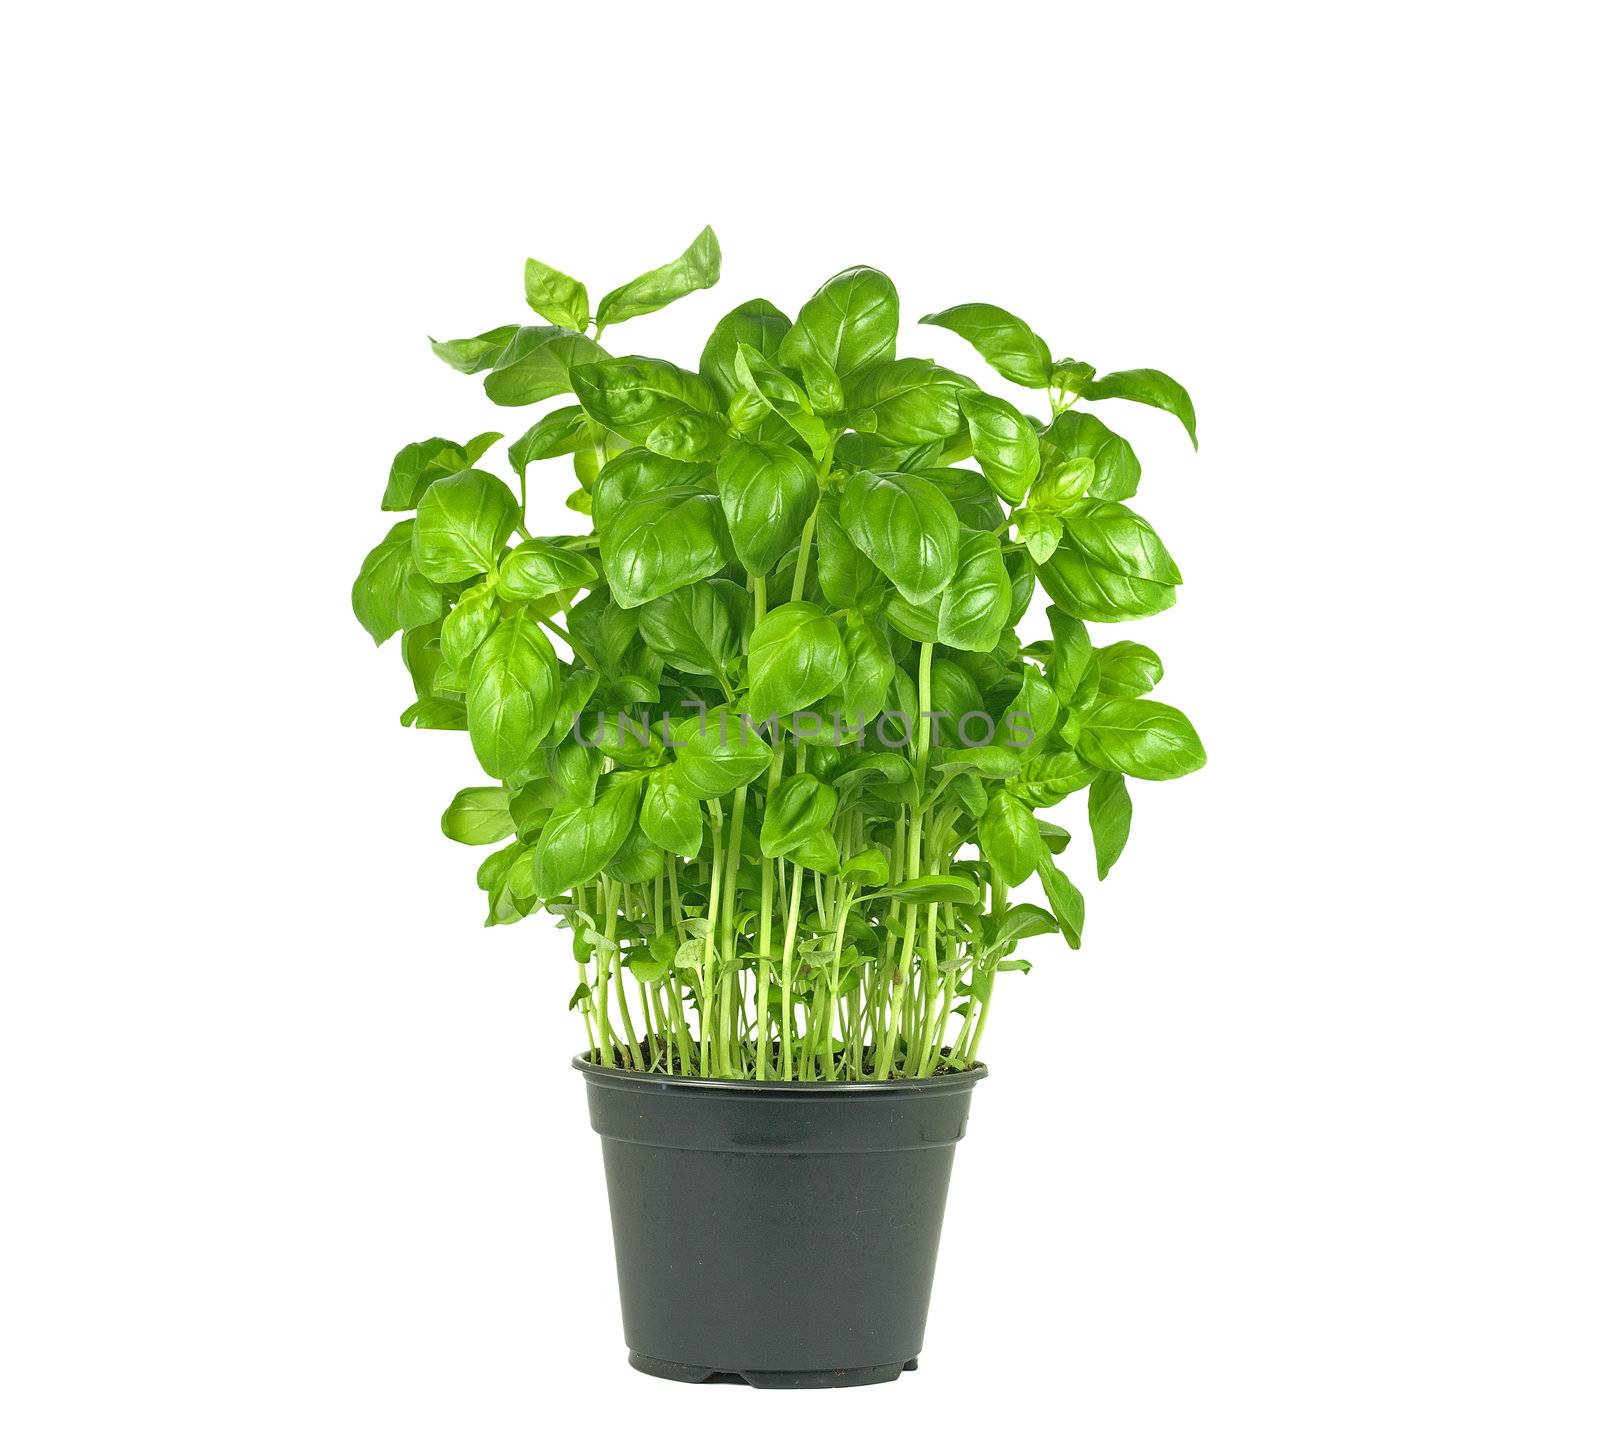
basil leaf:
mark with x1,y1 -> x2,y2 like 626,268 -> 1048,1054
571,355 -> 725,460
531,773 -> 643,896
590,449 -> 709,531
497,540 -> 597,602
595,225 -> 721,330
936,528 -> 1011,653
352,520 -> 445,644
978,792 -> 1041,887
985,902 -> 1059,957
600,483 -> 728,610
816,497 -> 880,608
838,470 -> 960,604
1039,411 -> 1141,503
1035,854 -> 1085,949
523,256 -> 589,331
1076,697 -> 1206,781
747,602 -> 846,720
919,302 -> 1053,388
412,470 -> 519,583
761,773 -> 838,859
1018,510 -> 1063,564
507,406 -> 595,478
846,359 -> 967,446
779,266 -> 899,382
1045,607 -> 1093,703
670,706 -> 772,798
430,324 -> 519,374
700,298 -> 791,406
484,326 -> 607,407
440,786 -> 515,845
1088,771 -> 1133,880
1094,641 -> 1163,698
1080,368 -> 1197,448
440,580 -> 500,667
1007,749 -> 1094,808
1036,501 -> 1182,623
383,437 -> 470,512
715,439 -> 818,576
638,579 -> 740,682
874,875 -> 981,906
833,613 -> 894,724
466,615 -> 560,779
640,774 -> 703,856
960,390 -> 1040,504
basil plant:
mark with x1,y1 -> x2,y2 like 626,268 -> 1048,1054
354,227 -> 1205,1081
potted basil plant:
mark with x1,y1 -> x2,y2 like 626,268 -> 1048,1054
354,227 -> 1205,1387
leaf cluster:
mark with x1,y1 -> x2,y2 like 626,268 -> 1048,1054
355,228 -> 1205,1079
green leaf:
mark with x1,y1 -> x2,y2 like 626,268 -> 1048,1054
715,439 -> 818,575
571,355 -> 724,460
934,746 -> 1023,780
600,483 -> 728,610
731,343 -> 830,455
699,298 -> 791,406
466,615 -> 560,779
430,324 -> 519,374
638,579 -> 740,681
441,786 -> 514,845
531,773 -> 642,896
1045,606 -> 1093,702
352,520 -> 445,645
961,391 -> 1040,504
747,602 -> 846,720
979,792 -> 1041,887
1080,368 -> 1197,447
1036,854 -> 1085,949
833,613 -> 894,723
919,302 -> 1053,388
1094,641 -> 1163,698
1008,749 -> 1094,808
508,406 -> 595,478
838,470 -> 960,604
937,528 -> 1011,653
1088,771 -> 1133,879
640,773 -> 703,856
596,225 -> 721,331
1036,500 -> 1182,623
440,580 -> 500,667
1076,697 -> 1206,781
761,773 -> 838,859
846,359 -> 967,446
496,540 -> 597,602
779,265 -> 899,382
484,326 -> 607,407
383,437 -> 471,512
841,847 -> 890,886
590,449 -> 709,531
815,498 -> 880,608
1017,509 -> 1063,565
985,902 -> 1058,956
524,256 -> 589,331
1039,411 -> 1141,503
875,875 -> 981,906
798,354 -> 844,413
412,470 -> 519,583
670,706 -> 772,799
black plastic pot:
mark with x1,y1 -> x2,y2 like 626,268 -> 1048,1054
575,1058 -> 986,1388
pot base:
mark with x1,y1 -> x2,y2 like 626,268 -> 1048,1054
628,1351 -> 918,1389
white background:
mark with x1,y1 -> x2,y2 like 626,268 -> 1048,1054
4,3 -> 1596,1444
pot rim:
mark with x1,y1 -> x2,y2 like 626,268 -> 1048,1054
572,1054 -> 987,1097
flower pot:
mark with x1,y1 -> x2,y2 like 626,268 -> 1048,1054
575,1057 -> 986,1388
